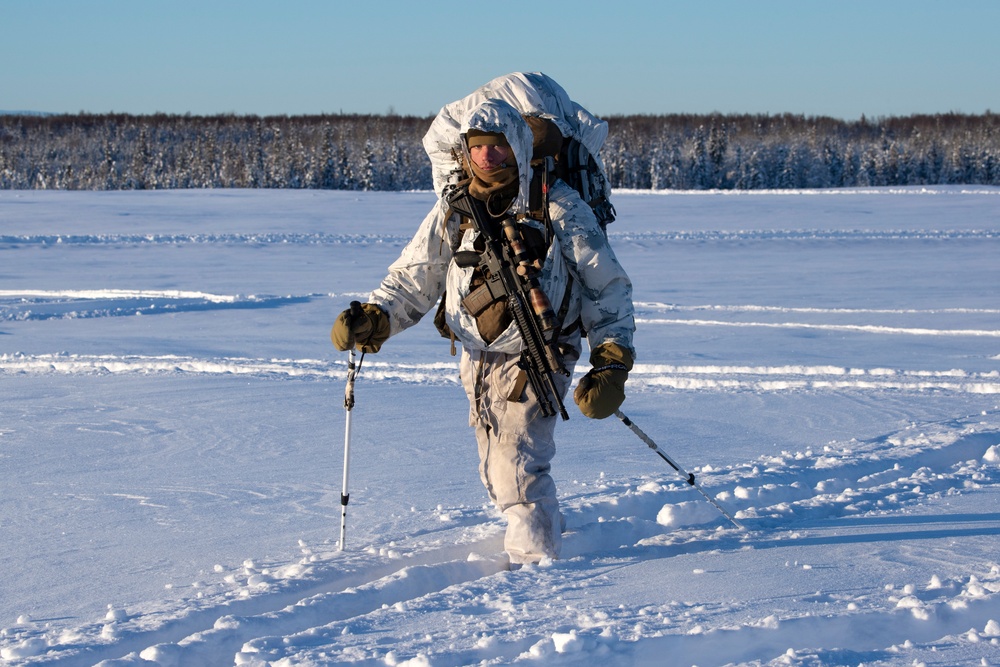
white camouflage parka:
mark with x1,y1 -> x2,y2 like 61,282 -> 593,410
368,98 -> 635,363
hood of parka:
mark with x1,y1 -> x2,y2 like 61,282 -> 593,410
460,99 -> 533,218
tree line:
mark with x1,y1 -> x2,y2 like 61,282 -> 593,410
1,110 -> 997,191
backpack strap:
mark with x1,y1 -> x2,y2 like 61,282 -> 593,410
527,156 -> 556,243
433,208 -> 468,355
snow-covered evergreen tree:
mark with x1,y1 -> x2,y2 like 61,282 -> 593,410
2,111 -> 999,191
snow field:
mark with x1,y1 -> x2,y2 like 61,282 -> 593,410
1,187 -> 999,666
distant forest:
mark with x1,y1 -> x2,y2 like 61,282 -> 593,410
1,111 -> 998,190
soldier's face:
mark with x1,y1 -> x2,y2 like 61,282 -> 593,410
470,144 -> 511,171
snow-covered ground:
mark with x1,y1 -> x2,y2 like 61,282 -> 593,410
1,186 -> 999,667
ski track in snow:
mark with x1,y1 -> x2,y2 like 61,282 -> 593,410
3,413 -> 999,667
0,291 -> 315,322
0,233 -> 415,248
1,228 -> 997,250
3,293 -> 998,394
3,352 -> 999,395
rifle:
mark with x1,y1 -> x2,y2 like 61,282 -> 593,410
444,184 -> 570,420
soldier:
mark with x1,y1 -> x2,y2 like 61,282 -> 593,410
332,96 -> 634,567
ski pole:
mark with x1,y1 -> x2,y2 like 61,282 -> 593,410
339,301 -> 363,551
614,409 -> 744,530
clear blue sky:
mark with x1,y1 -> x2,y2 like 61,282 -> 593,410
4,0 -> 999,120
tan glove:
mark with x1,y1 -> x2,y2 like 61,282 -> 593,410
573,342 -> 633,419
330,301 -> 391,353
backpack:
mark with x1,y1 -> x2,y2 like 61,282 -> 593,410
423,72 -> 615,227
522,115 -> 616,227
426,73 -> 615,350
560,134 -> 616,226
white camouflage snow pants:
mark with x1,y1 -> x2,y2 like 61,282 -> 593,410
459,335 -> 580,564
